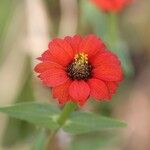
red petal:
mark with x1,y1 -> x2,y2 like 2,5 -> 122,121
52,80 -> 72,104
39,69 -> 68,87
64,35 -> 82,54
91,52 -> 120,68
48,38 -> 74,66
106,81 -> 118,95
79,34 -> 106,58
38,50 -> 62,65
92,52 -> 123,81
92,52 -> 123,82
93,63 -> 123,81
69,80 -> 90,105
88,78 -> 109,100
34,62 -> 63,73
39,50 -> 53,61
91,0 -> 131,12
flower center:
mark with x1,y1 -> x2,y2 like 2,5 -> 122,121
67,52 -> 92,80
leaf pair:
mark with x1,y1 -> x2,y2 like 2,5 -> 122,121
0,102 -> 126,134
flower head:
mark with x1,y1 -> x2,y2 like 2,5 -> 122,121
91,0 -> 132,12
34,35 -> 123,106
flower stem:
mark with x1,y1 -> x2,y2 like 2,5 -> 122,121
106,12 -> 119,48
57,102 -> 77,126
47,102 -> 77,149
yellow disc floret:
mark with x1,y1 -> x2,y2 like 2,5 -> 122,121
74,52 -> 88,65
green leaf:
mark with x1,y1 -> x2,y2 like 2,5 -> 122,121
63,112 -> 126,134
0,102 -> 60,129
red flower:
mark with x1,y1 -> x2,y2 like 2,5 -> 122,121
34,35 -> 123,106
91,0 -> 132,12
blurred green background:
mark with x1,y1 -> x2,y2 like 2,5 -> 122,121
0,0 -> 150,150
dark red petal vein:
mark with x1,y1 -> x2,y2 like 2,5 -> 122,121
52,80 -> 72,104
91,52 -> 120,68
79,34 -> 105,58
39,69 -> 68,87
69,80 -> 90,105
48,39 -> 74,66
88,78 -> 109,100
93,63 -> 123,81
34,61 -> 64,73
64,35 -> 82,55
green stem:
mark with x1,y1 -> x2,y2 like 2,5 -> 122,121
106,12 -> 119,48
57,102 -> 77,126
47,102 -> 77,149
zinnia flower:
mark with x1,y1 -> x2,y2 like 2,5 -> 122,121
91,0 -> 132,12
34,35 -> 123,106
